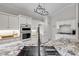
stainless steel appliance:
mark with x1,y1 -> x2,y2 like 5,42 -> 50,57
20,24 -> 31,41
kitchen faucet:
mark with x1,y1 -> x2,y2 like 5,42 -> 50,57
38,24 -> 41,56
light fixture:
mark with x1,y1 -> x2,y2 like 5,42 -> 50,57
34,4 -> 48,16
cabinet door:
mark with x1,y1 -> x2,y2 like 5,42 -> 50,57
9,15 -> 19,29
0,14 -> 8,29
19,15 -> 26,25
26,17 -> 32,25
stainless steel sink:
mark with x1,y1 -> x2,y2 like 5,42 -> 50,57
17,46 -> 60,56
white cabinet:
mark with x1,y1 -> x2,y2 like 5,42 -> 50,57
0,13 -> 32,30
19,15 -> 26,25
0,13 -> 19,30
9,15 -> 19,29
26,17 -> 32,25
0,14 -> 8,29
19,15 -> 32,26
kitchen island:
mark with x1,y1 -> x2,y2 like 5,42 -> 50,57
0,37 -> 60,56
0,37 -> 79,56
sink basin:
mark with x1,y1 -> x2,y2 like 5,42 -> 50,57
17,46 -> 38,56
17,46 -> 45,56
17,46 -> 60,56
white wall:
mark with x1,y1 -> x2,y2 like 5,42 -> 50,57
78,4 -> 79,39
51,3 -> 77,41
39,16 -> 53,46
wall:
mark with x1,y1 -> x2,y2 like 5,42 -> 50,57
39,16 -> 53,46
78,4 -> 79,39
31,19 -> 43,46
28,16 -> 52,46
51,3 -> 78,41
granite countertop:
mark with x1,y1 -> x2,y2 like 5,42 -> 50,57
52,39 -> 79,56
0,37 -> 79,56
0,37 -> 24,56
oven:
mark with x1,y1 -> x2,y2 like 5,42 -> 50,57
20,24 -> 31,40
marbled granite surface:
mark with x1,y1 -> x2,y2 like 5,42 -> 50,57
52,39 -> 79,56
0,38 -> 24,56
0,37 -> 79,56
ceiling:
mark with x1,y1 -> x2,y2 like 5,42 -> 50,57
0,3 -> 71,20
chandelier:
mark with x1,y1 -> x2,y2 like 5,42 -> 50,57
34,4 -> 48,16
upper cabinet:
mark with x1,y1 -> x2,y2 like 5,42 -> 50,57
0,12 -> 19,30
26,16 -> 32,25
19,15 -> 27,25
0,13 -> 8,29
18,15 -> 32,26
9,15 -> 19,29
0,12 -> 32,30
